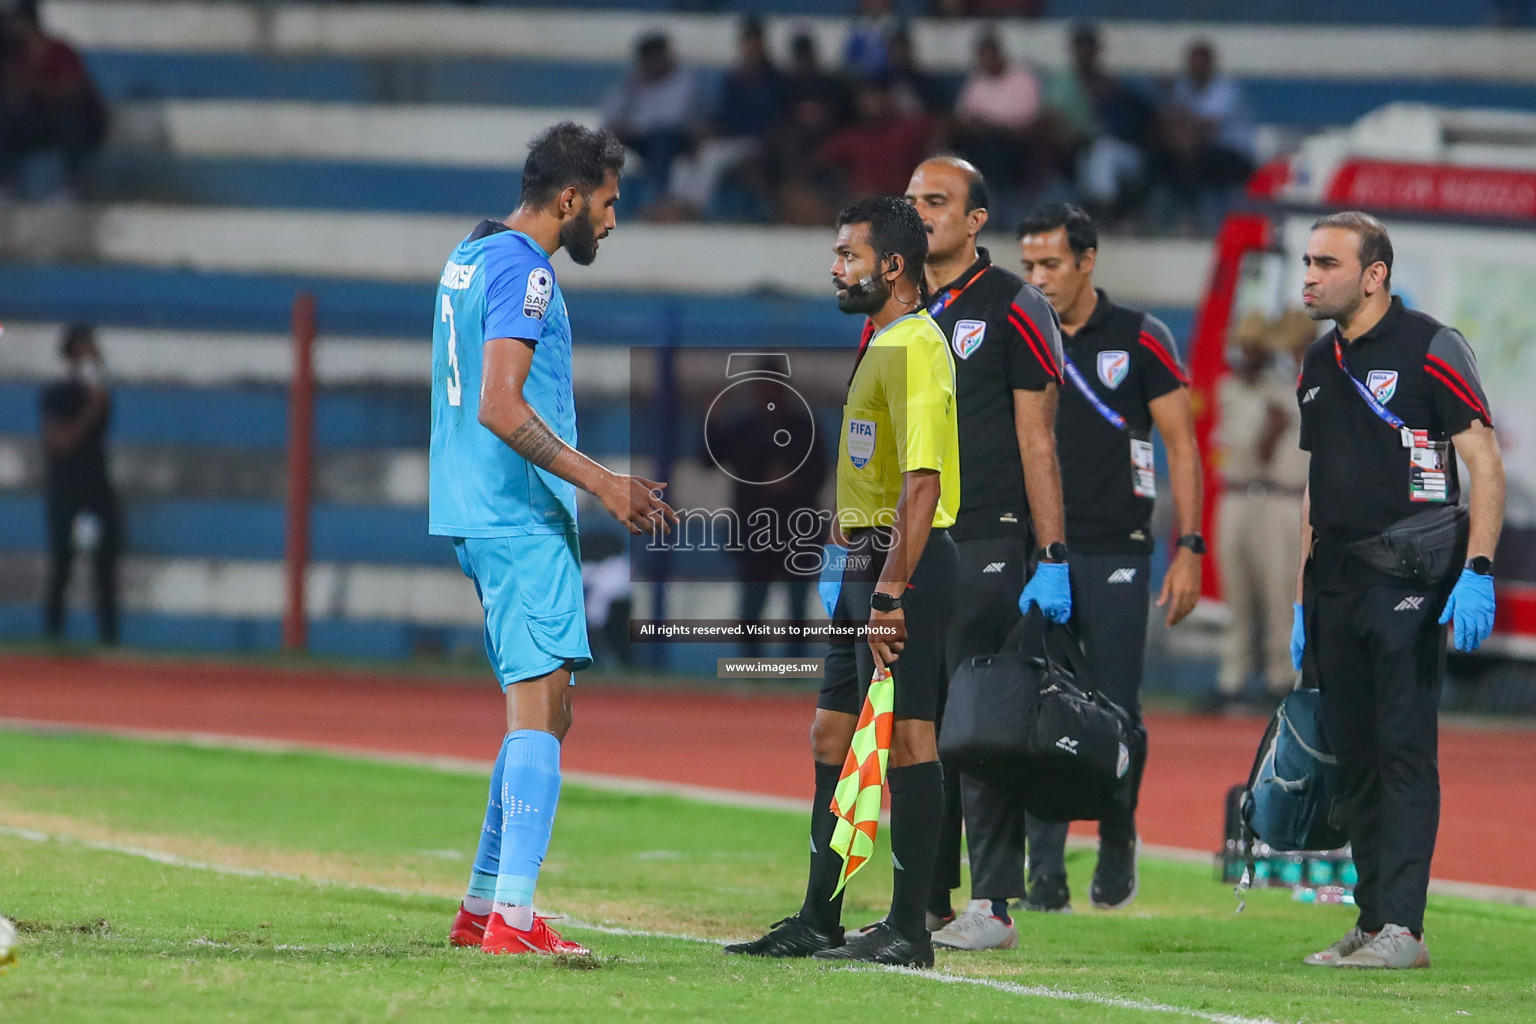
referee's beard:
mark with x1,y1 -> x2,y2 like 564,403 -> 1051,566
835,275 -> 890,315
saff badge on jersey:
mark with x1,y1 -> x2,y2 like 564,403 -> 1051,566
524,267 -> 554,320
1098,350 -> 1130,389
1367,369 -> 1399,404
951,319 -> 987,360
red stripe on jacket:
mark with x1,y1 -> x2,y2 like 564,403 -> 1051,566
1009,303 -> 1062,382
1424,353 -> 1491,422
1424,363 -> 1492,425
1138,331 -> 1188,386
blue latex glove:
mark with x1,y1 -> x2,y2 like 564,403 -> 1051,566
1438,568 -> 1496,652
819,543 -> 848,618
1290,602 -> 1306,672
1019,561 -> 1072,624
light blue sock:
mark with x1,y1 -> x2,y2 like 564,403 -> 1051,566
465,735 -> 511,906
492,729 -> 562,913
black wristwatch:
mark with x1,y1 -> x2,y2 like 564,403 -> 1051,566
1467,556 -> 1494,576
1176,533 -> 1207,555
870,591 -> 905,612
1035,541 -> 1069,564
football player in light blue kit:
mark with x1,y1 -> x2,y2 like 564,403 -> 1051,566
432,122 -> 677,956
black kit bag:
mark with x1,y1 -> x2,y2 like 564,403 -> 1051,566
938,610 -> 1143,822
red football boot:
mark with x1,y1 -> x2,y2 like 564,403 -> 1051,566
448,904 -> 490,947
480,912 -> 592,956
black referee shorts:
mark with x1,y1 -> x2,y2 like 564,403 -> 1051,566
817,528 -> 958,722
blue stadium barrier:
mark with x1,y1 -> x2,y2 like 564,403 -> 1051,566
0,494 -> 453,563
1,382 -> 630,451
0,266 -> 1192,347
86,52 -> 626,105
415,0 -> 1493,23
0,603 -> 487,661
95,154 -> 525,214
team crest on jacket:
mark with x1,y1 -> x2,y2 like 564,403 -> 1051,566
1098,350 -> 1130,389
951,319 -> 987,360
1367,369 -> 1398,404
524,267 -> 553,319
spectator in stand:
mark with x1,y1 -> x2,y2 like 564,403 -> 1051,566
1044,22 -> 1157,224
600,32 -> 702,212
0,0 -> 108,199
950,31 -> 1043,212
773,32 -> 852,225
813,78 -> 936,207
886,25 -> 950,117
1151,39 -> 1256,234
665,16 -> 786,220
844,0 -> 897,81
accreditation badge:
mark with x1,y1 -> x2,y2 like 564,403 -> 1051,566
1130,437 -> 1156,499
1407,429 -> 1449,503
847,418 -> 877,470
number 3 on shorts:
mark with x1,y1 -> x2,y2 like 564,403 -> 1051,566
441,293 -> 462,407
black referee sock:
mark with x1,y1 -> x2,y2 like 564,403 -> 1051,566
800,760 -> 846,934
888,760 -> 945,943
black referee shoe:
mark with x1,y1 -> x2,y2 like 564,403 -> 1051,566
811,921 -> 933,968
723,915 -> 844,958
1019,874 -> 1073,914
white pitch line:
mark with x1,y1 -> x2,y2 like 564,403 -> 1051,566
5,717 -> 1536,906
876,966 -> 1282,1024
0,823 -> 1285,1024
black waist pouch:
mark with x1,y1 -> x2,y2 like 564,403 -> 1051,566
1344,504 -> 1469,587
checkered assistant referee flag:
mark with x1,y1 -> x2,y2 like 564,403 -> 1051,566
829,667 -> 894,896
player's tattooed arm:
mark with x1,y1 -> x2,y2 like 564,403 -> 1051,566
505,412 -> 567,469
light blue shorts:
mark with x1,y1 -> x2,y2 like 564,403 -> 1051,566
454,531 -> 592,689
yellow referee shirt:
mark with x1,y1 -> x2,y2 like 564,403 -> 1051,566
836,310 -> 960,530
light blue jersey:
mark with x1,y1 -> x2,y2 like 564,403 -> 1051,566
429,221 -> 579,537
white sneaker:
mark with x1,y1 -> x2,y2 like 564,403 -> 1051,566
1303,926 -> 1374,966
1336,924 -> 1430,969
931,899 -> 1019,951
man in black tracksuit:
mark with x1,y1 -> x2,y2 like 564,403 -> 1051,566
1017,204 -> 1206,912
39,324 -> 121,645
1292,212 -> 1503,970
903,158 -> 1071,951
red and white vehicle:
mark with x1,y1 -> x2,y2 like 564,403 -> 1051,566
1190,104 -> 1536,658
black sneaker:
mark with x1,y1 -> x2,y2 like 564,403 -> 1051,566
723,915 -> 844,958
1019,874 -> 1073,914
811,920 -> 933,967
1090,837 -> 1141,910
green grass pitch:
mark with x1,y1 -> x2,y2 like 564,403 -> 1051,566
1,728 -> 1533,1023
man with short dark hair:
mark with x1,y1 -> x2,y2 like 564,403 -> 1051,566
432,121 -> 677,957
726,196 -> 960,967
39,324 -> 120,645
1292,211 -> 1503,970
1018,202 -> 1204,912
902,156 -> 1069,950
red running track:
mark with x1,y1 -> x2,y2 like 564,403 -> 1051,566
1,652 -> 1532,891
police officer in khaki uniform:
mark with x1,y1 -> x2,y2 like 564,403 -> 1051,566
1215,310 -> 1312,706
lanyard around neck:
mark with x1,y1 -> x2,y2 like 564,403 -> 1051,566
1333,337 -> 1406,433
1061,353 -> 1127,431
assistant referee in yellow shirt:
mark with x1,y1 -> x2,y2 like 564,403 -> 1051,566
725,197 -> 961,968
